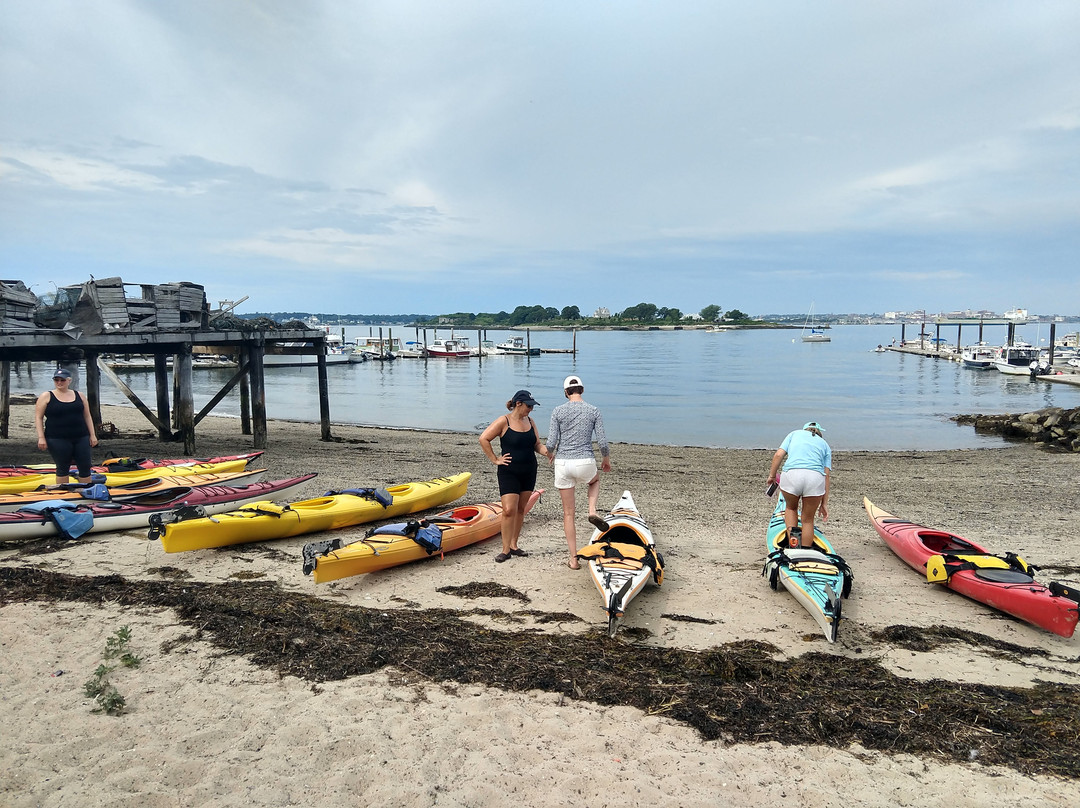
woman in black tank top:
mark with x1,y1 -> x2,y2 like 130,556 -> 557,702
34,368 -> 99,484
479,390 -> 551,563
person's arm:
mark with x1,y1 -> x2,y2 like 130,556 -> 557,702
81,393 -> 99,447
767,448 -> 786,485
34,393 -> 49,451
593,411 -> 611,471
479,419 -> 510,465
820,467 -> 830,520
545,411 -> 559,461
532,418 -> 550,458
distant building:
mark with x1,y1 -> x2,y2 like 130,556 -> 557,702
593,307 -> 612,319
682,312 -> 702,321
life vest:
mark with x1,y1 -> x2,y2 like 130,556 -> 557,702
926,552 -> 1034,584
367,520 -> 444,555
17,499 -> 95,539
576,541 -> 664,585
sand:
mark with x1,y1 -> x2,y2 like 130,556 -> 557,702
2,402 -> 1079,806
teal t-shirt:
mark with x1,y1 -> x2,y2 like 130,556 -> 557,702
779,429 -> 831,473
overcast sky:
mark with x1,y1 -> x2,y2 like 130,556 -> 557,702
2,1 -> 1078,318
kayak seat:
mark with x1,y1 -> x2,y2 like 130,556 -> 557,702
972,568 -> 1036,584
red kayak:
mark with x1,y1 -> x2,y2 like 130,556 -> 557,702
864,497 -> 1079,638
0,451 -> 265,478
0,473 -> 317,541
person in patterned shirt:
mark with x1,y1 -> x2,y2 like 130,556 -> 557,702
546,375 -> 611,569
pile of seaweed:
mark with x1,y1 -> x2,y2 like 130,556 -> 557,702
2,567 -> 1077,779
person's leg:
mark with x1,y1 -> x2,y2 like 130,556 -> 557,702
498,492 -> 521,559
799,495 -> 823,548
511,490 -> 533,555
72,436 -> 93,484
47,438 -> 74,486
559,486 -> 579,567
586,473 -> 600,519
781,491 -> 801,542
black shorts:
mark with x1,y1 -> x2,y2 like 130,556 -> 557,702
497,462 -> 537,496
46,435 -> 93,478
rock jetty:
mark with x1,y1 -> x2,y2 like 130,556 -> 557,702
953,406 -> 1080,452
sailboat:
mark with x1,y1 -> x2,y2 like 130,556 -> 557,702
801,303 -> 831,343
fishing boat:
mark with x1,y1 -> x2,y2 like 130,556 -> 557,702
575,490 -> 664,637
993,342 -> 1040,375
0,468 -> 267,513
800,304 -> 831,343
0,475 -> 318,541
763,494 -> 853,643
153,472 -> 471,552
302,491 -> 543,582
354,337 -> 400,361
960,343 -> 998,369
495,336 -> 540,356
864,497 -> 1078,637
426,338 -> 471,358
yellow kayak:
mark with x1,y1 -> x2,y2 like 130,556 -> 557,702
157,472 -> 472,553
304,490 -> 542,583
0,468 -> 266,512
0,459 -> 252,495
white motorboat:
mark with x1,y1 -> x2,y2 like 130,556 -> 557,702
993,343 -> 1041,375
397,340 -> 427,358
495,336 -> 540,355
961,343 -> 997,369
426,338 -> 471,358
354,337 -> 399,361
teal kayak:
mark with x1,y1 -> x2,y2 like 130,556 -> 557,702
763,493 -> 853,643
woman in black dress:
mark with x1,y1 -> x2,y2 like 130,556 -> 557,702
479,390 -> 550,562
34,368 -> 99,484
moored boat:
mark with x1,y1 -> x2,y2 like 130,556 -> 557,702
993,342 -> 1039,375
863,497 -> 1079,637
960,342 -> 997,369
0,468 -> 267,513
575,490 -> 664,637
495,336 -> 540,356
426,338 -> 471,357
763,494 -> 853,643
0,474 -> 318,541
303,490 -> 543,582
153,472 -> 472,552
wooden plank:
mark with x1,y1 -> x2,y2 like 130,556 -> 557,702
194,359 -> 249,426
95,357 -> 170,434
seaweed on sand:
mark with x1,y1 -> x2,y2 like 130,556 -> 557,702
2,567 -> 1078,779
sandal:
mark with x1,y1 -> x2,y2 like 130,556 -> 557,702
567,560 -> 581,570
588,514 -> 610,531
494,552 -> 511,563
509,548 -> 528,557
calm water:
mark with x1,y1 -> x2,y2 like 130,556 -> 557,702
10,324 -> 1078,450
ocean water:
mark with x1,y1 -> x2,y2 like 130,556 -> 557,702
9,323 -> 1077,450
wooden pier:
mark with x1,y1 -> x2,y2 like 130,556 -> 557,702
1,278 -> 334,452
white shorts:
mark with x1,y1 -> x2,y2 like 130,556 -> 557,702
554,458 -> 599,490
780,469 -> 827,498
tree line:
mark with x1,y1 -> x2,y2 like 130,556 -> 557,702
418,303 -> 752,327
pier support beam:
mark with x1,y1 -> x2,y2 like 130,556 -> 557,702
175,345 -> 195,454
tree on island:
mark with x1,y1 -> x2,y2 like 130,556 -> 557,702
724,309 -> 750,322
700,304 -> 721,322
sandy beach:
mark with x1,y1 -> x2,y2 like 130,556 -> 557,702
2,401 -> 1079,807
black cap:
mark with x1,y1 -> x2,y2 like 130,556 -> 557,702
511,390 -> 538,406
53,368 -> 72,379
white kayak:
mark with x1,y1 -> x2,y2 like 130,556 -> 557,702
575,490 -> 665,637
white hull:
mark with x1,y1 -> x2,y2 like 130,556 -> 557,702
583,490 -> 661,636
263,353 -> 353,367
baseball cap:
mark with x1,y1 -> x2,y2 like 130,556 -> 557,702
803,421 -> 826,433
511,390 -> 538,406
53,368 -> 72,380
563,375 -> 583,389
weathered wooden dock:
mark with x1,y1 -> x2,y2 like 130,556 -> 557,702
1,278 -> 333,452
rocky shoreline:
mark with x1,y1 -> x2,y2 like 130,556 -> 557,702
954,406 -> 1080,452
